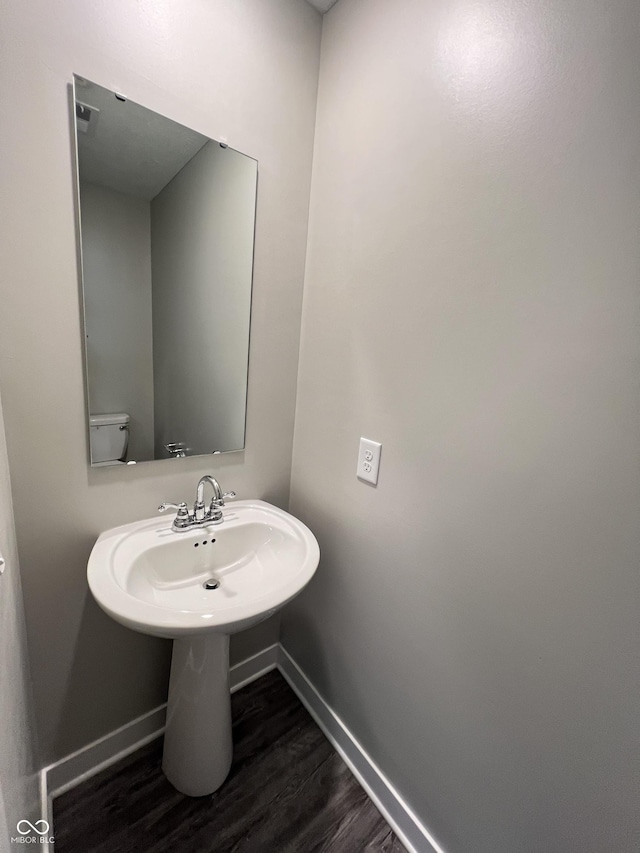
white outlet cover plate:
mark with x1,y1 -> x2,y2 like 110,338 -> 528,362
357,437 -> 382,485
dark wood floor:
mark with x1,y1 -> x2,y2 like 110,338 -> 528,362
53,670 -> 406,852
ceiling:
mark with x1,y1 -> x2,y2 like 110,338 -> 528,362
306,0 -> 339,12
75,77 -> 209,200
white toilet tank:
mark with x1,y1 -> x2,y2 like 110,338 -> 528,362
89,413 -> 130,465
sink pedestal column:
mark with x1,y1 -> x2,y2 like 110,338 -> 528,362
162,632 -> 232,796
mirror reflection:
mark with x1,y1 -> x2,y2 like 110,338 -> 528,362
73,75 -> 257,466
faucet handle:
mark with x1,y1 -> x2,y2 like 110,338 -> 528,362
158,501 -> 189,515
159,501 -> 191,530
209,491 -> 236,509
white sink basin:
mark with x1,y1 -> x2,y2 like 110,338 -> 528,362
88,500 -> 319,638
86,498 -> 319,797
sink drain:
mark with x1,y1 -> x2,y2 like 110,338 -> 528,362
203,578 -> 221,590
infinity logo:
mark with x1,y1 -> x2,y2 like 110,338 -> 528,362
16,820 -> 50,835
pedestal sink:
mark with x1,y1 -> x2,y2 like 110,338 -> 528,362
87,499 -> 319,796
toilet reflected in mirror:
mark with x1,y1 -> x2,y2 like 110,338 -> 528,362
89,412 -> 130,466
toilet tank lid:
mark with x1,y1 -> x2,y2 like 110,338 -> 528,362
89,413 -> 130,427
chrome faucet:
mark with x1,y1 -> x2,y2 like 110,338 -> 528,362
164,442 -> 187,458
194,475 -> 224,521
159,475 -> 236,532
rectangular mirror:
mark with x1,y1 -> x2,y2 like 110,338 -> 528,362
72,75 -> 257,466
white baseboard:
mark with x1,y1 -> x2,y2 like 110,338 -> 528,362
230,642 -> 279,694
45,703 -> 167,800
278,645 -> 445,853
41,642 -> 442,853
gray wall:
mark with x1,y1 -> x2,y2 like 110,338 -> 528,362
151,141 -> 256,457
0,0 -> 321,765
283,1 -> 640,851
80,181 -> 155,462
0,393 -> 39,845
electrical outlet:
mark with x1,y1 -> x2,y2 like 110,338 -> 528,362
357,438 -> 381,485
